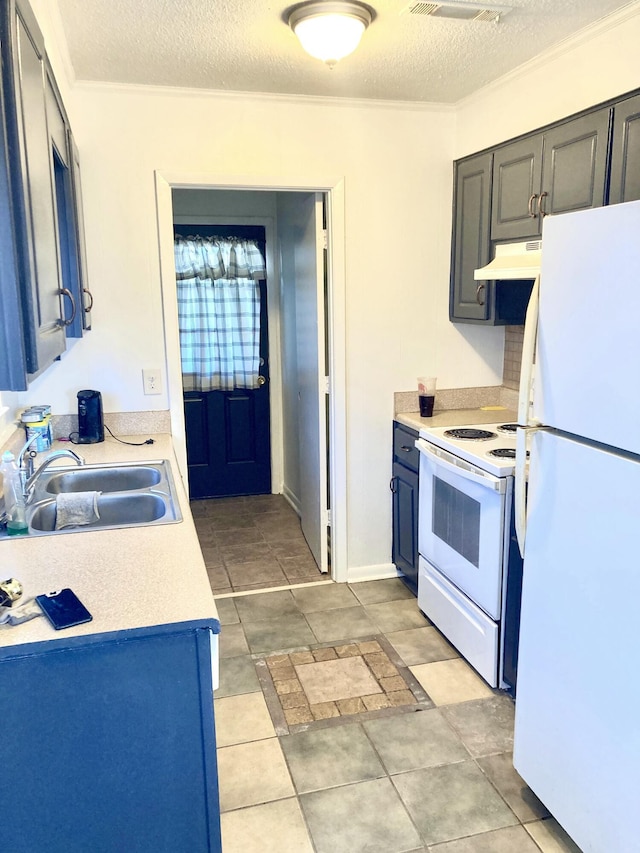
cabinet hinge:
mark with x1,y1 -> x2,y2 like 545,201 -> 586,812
326,509 -> 332,527
322,229 -> 328,251
324,375 -> 330,394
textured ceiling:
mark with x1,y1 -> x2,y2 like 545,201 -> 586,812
54,0 -> 636,103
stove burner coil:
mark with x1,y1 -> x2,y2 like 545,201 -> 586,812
497,423 -> 519,434
488,448 -> 516,459
488,447 -> 530,459
444,428 -> 497,441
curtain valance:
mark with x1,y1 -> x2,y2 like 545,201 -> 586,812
174,235 -> 266,282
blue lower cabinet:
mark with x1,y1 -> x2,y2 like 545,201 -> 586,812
0,623 -> 221,853
392,423 -> 420,595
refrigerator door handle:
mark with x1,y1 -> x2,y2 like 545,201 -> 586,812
515,424 -> 550,555
515,427 -> 528,556
518,274 -> 541,427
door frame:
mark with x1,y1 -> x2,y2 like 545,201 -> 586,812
154,171 -> 347,583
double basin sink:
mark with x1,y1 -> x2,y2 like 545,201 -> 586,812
25,460 -> 182,535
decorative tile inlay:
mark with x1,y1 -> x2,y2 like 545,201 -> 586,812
256,635 -> 433,734
295,657 -> 382,705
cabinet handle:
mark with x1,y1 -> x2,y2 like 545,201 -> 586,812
83,288 -> 94,312
476,283 -> 486,306
538,191 -> 548,217
390,477 -> 397,494
58,288 -> 77,326
400,445 -> 412,452
527,193 -> 538,217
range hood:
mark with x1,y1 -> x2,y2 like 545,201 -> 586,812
474,240 -> 541,281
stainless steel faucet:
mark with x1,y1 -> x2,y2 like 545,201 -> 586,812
24,448 -> 85,499
16,433 -> 41,488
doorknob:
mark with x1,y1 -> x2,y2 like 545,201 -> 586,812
257,376 -> 266,386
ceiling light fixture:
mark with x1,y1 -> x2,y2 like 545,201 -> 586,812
288,1 -> 372,68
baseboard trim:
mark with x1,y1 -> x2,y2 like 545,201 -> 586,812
347,563 -> 401,583
282,484 -> 301,517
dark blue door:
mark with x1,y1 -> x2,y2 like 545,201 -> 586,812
175,224 -> 271,499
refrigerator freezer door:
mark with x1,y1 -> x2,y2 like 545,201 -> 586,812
514,430 -> 640,853
535,199 -> 640,454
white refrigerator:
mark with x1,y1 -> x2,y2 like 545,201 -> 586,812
513,199 -> 640,853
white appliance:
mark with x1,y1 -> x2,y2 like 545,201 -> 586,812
474,239 -> 542,281
416,423 -> 522,689
513,199 -> 640,853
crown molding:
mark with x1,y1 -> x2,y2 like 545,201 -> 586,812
41,0 -> 77,90
73,79 -> 455,114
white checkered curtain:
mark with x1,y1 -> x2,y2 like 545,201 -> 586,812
174,237 -> 266,392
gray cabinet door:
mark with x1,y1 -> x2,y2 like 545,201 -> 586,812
46,70 -> 92,337
13,6 -> 66,374
491,134 -> 543,241
540,107 -> 610,217
0,91 -> 29,390
491,109 -> 611,242
609,94 -> 640,205
450,153 -> 493,322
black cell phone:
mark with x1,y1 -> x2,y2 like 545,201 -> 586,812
35,588 -> 93,630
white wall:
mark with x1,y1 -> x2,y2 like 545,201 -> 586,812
172,189 -> 278,219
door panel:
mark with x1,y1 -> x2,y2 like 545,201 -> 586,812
491,134 -> 543,240
175,224 -> 271,499
14,12 -> 66,372
392,461 -> 418,592
535,201 -> 640,453
541,108 -> 610,216
277,193 -> 329,572
515,431 -> 640,853
450,153 -> 493,321
295,194 -> 328,573
610,93 -> 640,205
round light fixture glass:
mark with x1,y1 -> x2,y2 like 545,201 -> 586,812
289,1 -> 372,67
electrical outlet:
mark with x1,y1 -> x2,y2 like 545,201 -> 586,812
142,369 -> 162,395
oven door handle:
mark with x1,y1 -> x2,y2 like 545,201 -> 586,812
415,439 -> 506,494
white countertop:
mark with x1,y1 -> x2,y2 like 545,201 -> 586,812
0,435 -> 219,652
396,407 -> 517,433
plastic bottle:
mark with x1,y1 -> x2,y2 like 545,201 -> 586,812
1,451 -> 28,536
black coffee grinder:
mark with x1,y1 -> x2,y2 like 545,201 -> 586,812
77,390 -> 104,443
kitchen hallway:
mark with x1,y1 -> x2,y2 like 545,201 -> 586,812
209,576 -> 583,852
192,495 -> 324,593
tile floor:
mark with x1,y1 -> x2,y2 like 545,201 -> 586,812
213,579 -> 584,853
191,495 -> 324,593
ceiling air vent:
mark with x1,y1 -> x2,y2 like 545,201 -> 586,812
406,1 -> 512,21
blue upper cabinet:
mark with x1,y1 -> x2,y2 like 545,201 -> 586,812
0,0 -> 90,390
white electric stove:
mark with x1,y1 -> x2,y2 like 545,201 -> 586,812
415,421 -> 524,692
417,422 -> 519,477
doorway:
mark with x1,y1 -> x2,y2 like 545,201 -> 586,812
175,223 -> 272,499
156,173 -> 348,584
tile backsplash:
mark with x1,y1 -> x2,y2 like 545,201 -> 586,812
503,326 -> 524,390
